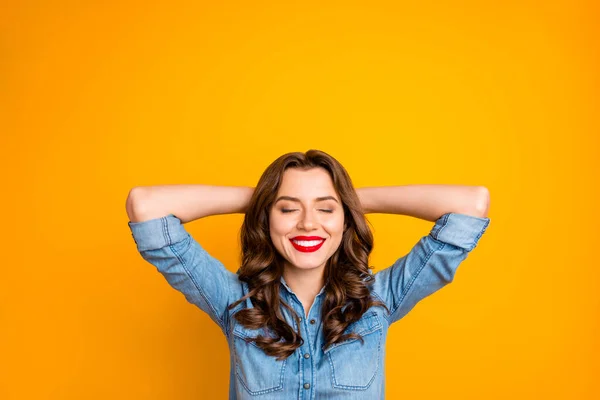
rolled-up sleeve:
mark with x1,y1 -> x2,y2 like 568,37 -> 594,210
370,212 -> 490,325
128,214 -> 242,335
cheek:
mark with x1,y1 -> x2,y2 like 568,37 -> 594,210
325,224 -> 345,254
269,216 -> 295,245
268,220 -> 285,254
269,217 -> 286,236
324,215 -> 345,234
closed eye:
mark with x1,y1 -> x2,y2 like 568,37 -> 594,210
281,209 -> 334,213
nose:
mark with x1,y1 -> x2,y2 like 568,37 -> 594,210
297,209 -> 317,231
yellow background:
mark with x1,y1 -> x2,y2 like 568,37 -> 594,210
1,0 -> 598,398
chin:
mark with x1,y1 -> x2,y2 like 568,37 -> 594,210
289,261 -> 325,270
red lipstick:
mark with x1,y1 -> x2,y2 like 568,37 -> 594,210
289,237 -> 326,253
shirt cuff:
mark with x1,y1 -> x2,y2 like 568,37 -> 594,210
429,212 -> 490,251
128,214 -> 189,252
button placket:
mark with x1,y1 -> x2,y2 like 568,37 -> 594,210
300,317 -> 313,396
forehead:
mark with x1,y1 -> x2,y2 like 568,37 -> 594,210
277,168 -> 337,198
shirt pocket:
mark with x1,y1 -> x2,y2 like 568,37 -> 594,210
322,310 -> 383,390
232,323 -> 288,396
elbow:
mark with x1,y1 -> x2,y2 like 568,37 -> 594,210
474,186 -> 490,218
455,186 -> 490,219
126,187 -> 149,222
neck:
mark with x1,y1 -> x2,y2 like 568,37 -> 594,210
282,263 -> 326,299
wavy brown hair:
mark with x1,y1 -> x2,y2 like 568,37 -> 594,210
227,149 -> 389,361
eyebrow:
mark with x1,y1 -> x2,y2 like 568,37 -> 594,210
274,196 -> 339,204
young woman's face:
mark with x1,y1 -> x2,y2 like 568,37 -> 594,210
269,167 -> 345,275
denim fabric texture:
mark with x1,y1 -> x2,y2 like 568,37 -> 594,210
128,212 -> 490,399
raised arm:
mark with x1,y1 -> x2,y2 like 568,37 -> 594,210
125,184 -> 256,335
358,184 -> 491,325
126,185 -> 255,223
356,184 -> 490,220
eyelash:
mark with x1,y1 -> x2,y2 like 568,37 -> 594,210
281,209 -> 333,214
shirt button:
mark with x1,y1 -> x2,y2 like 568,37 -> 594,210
304,383 -> 310,389
309,319 -> 316,324
304,353 -> 310,359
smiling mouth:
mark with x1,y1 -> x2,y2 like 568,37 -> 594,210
290,238 -> 326,253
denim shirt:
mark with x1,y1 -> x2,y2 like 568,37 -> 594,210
128,212 -> 490,399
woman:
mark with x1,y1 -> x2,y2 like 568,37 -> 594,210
126,149 -> 491,399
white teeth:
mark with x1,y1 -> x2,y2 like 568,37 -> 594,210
292,239 -> 324,247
